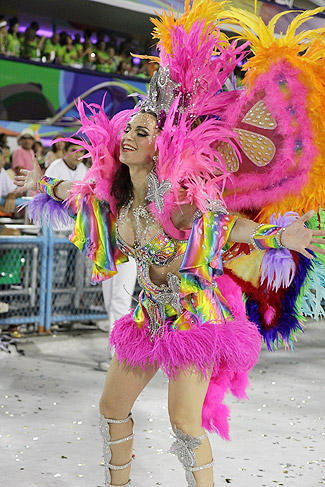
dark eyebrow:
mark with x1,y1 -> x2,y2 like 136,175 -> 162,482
126,123 -> 150,131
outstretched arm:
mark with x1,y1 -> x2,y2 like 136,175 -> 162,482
229,211 -> 325,260
14,156 -> 72,200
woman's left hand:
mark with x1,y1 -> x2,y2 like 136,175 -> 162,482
281,210 -> 325,259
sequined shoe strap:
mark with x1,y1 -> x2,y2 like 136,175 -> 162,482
104,412 -> 133,424
189,459 -> 214,472
108,433 -> 134,445
108,481 -> 131,487
107,458 -> 133,471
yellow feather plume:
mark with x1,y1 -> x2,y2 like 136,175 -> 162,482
221,6 -> 325,85
147,0 -> 230,61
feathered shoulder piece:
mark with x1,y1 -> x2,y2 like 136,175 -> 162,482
62,98 -> 138,216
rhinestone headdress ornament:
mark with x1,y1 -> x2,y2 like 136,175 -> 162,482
140,66 -> 180,124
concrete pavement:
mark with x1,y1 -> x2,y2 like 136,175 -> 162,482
0,320 -> 324,487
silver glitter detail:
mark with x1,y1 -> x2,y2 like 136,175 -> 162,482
99,414 -> 133,486
155,273 -> 182,315
205,199 -> 228,214
275,227 -> 286,249
145,170 -> 172,214
250,223 -> 267,250
146,272 -> 182,340
117,197 -> 156,249
169,426 -> 212,487
192,209 -> 203,222
140,65 -> 180,118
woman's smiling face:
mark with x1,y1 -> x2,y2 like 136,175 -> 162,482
120,112 -> 158,169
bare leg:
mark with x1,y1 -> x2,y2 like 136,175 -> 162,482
99,356 -> 157,486
168,368 -> 213,487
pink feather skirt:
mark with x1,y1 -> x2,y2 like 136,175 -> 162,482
110,274 -> 261,440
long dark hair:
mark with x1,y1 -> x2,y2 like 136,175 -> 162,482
111,163 -> 133,211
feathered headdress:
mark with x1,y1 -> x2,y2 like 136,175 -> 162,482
68,1 -> 247,238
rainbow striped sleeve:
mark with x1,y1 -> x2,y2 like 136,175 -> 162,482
69,194 -> 128,283
179,212 -> 238,296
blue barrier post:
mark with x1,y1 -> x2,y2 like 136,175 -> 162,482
44,225 -> 54,333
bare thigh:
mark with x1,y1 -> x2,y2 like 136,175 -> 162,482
100,356 -> 157,419
168,367 -> 211,433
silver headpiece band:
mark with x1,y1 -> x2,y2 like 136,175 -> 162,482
140,65 -> 181,122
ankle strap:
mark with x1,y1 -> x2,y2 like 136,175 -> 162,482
107,458 -> 133,471
189,459 -> 214,472
102,412 -> 132,424
107,481 -> 131,487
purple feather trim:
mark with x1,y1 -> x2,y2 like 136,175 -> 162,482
261,212 -> 299,291
26,193 -> 72,229
247,253 -> 312,349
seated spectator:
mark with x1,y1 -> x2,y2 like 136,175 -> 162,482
6,17 -> 20,57
0,133 -> 7,147
55,31 -> 67,64
82,39 -> 95,69
137,62 -> 150,79
73,34 -> 83,65
95,41 -> 116,73
0,146 -> 16,214
117,59 -> 131,76
44,135 -> 66,168
107,46 -> 118,67
62,35 -> 77,66
33,140 -> 45,167
0,17 -> 7,54
12,128 -> 35,175
2,145 -> 12,172
22,27 -> 45,61
45,139 -> 87,181
42,33 -> 60,62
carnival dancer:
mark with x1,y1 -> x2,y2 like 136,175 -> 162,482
14,1 -> 325,486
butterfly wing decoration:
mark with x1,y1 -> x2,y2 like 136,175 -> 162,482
145,170 -> 172,213
220,7 -> 325,222
214,8 -> 325,348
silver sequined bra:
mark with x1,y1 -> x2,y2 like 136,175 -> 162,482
115,227 -> 187,267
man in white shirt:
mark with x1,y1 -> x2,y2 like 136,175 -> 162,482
45,140 -> 88,181
0,146 -> 16,213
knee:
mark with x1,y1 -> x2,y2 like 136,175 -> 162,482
169,409 -> 204,437
99,394 -> 123,419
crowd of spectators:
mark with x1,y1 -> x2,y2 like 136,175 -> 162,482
0,129 -> 91,201
0,16 -> 154,78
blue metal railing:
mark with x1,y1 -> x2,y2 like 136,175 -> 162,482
0,198 -> 107,332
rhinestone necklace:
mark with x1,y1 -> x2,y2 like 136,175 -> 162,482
117,197 -> 156,248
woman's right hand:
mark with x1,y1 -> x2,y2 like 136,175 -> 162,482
14,156 -> 42,193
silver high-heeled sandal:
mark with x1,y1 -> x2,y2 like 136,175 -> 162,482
99,413 -> 134,487
170,425 -> 214,487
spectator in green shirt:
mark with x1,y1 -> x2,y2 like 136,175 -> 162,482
96,41 -> 116,73
42,33 -> 60,62
0,17 -> 7,55
6,17 -> 21,57
22,27 -> 45,60
62,35 -> 77,65
82,39 -> 96,69
73,34 -> 83,65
